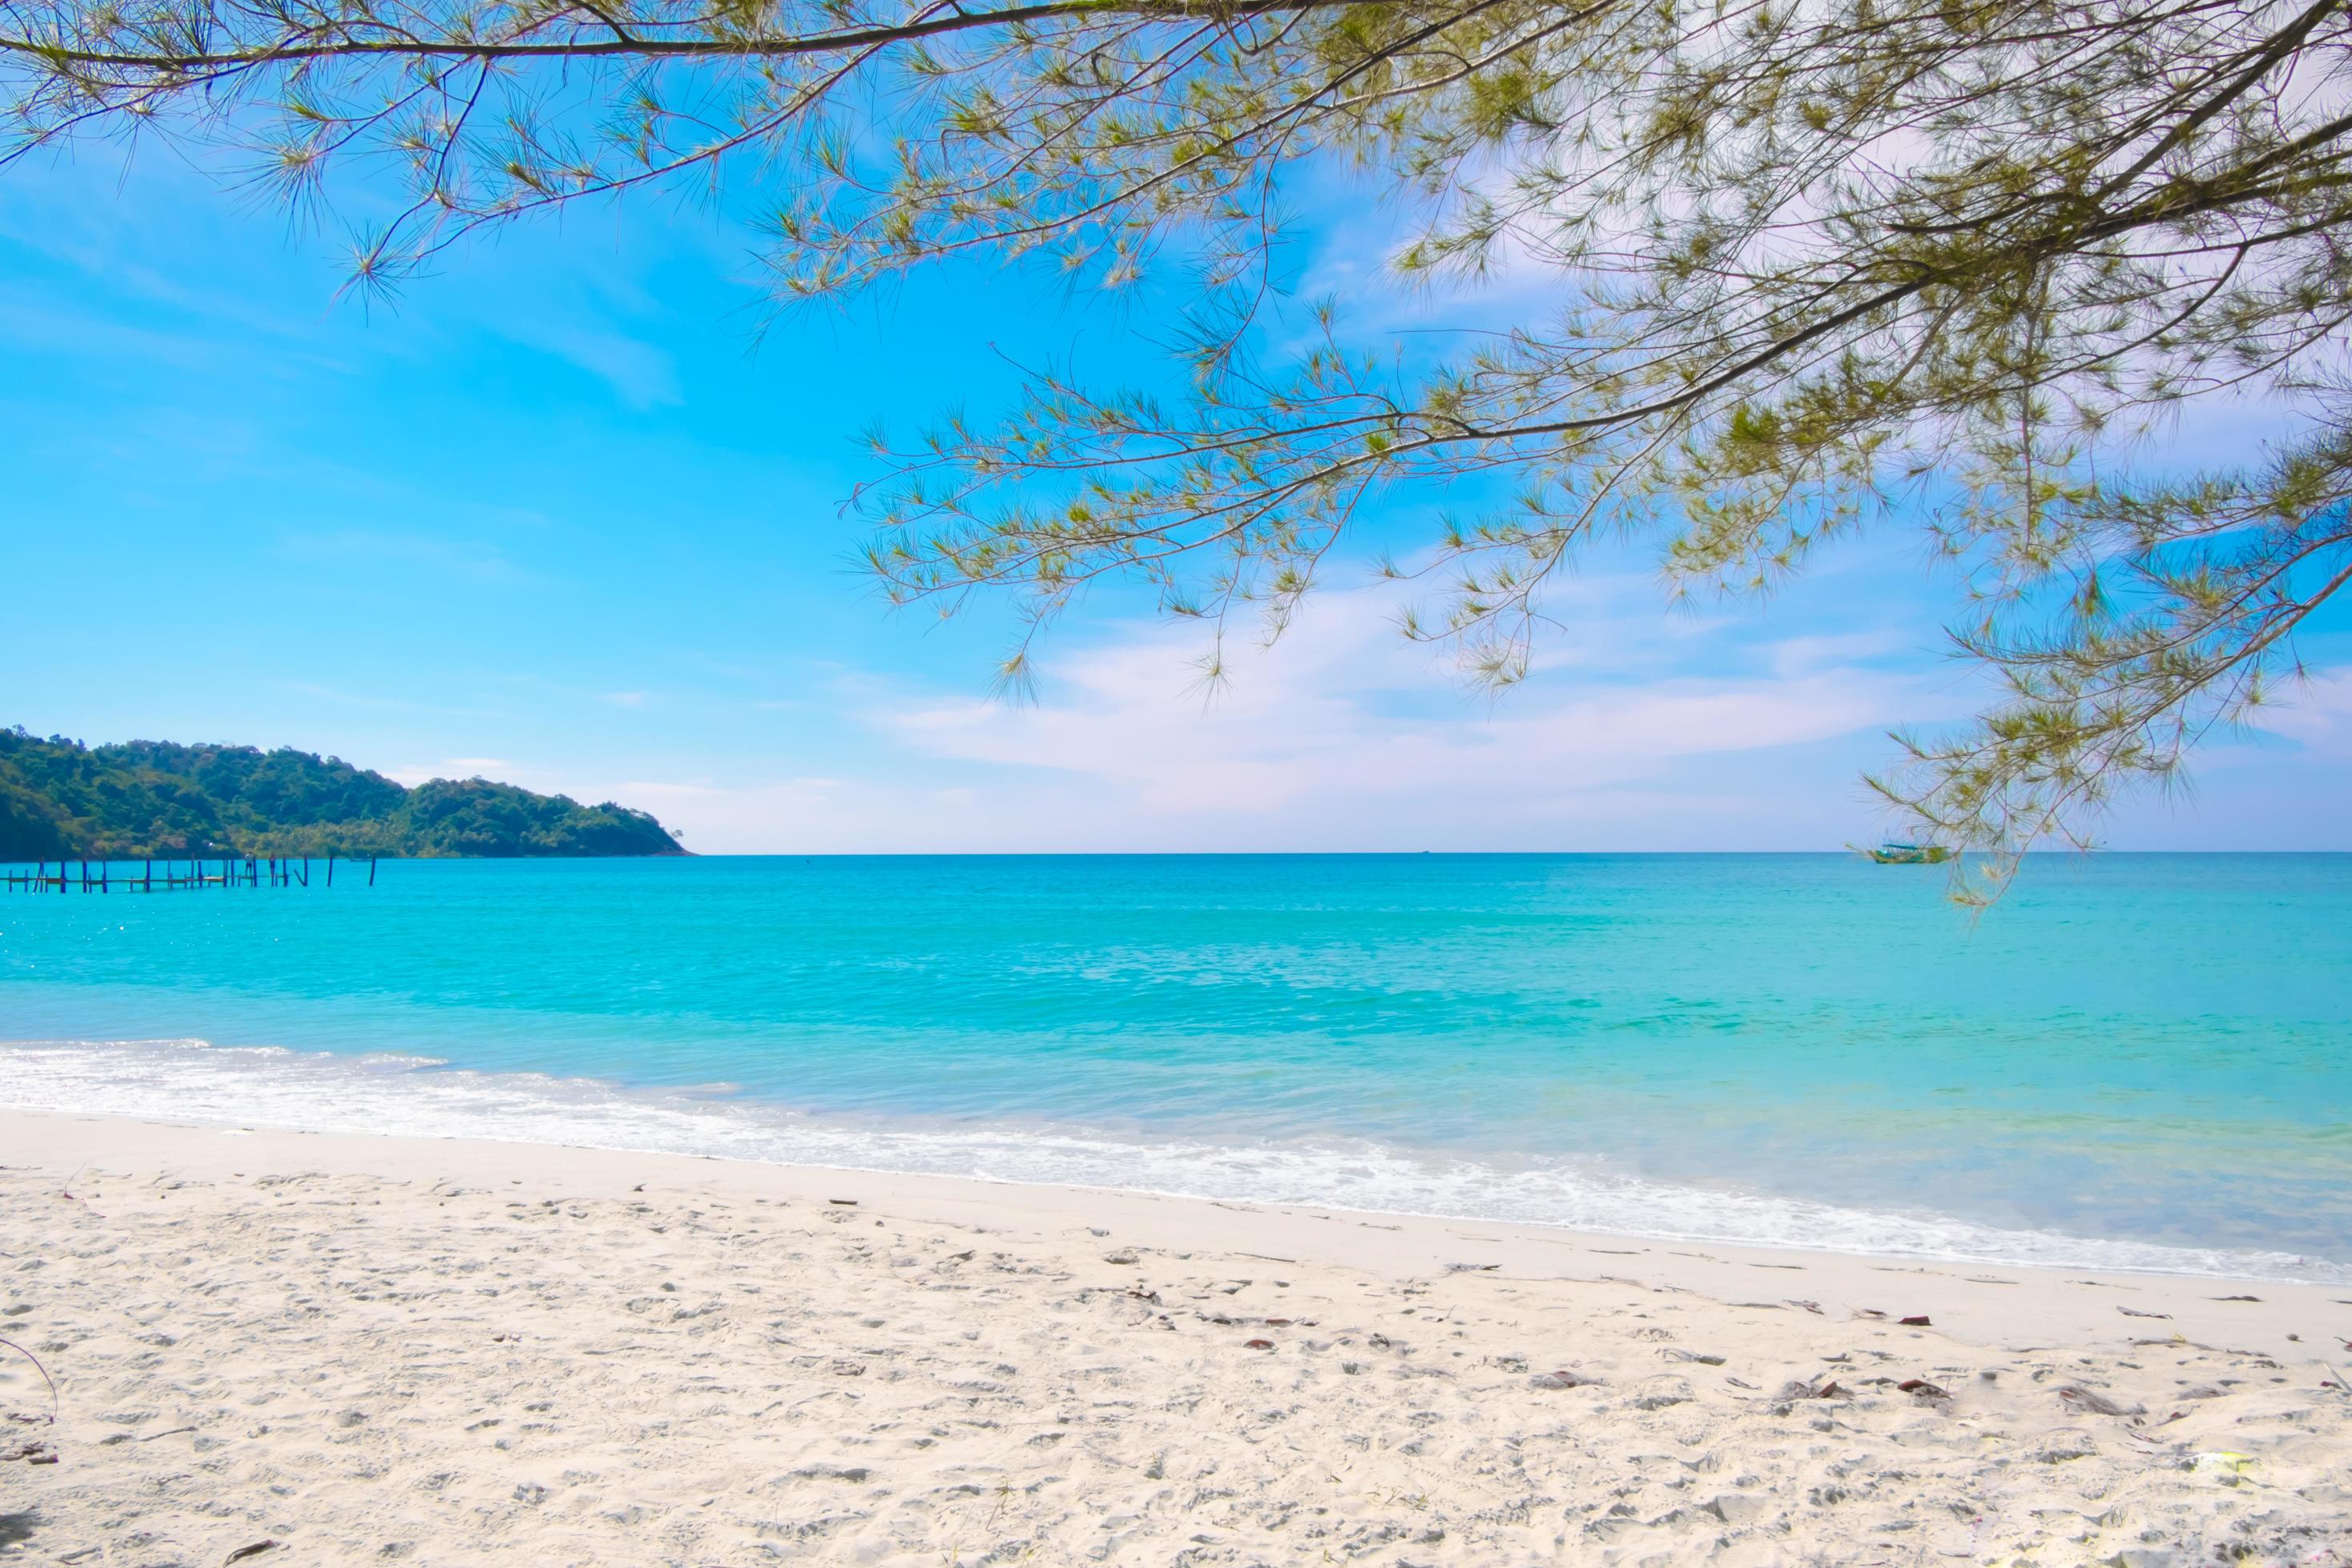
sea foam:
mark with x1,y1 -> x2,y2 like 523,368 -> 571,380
3,1034 -> 2342,1284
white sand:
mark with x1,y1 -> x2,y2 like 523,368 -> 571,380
2,1110 -> 2346,1566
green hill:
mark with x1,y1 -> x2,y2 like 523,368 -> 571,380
0,728 -> 686,859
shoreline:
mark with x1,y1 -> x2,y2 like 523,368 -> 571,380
6,1108 -> 2344,1351
6,1108 -> 2347,1566
5,1035 -> 2341,1288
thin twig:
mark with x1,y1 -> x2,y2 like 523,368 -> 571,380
0,1336 -> 59,1425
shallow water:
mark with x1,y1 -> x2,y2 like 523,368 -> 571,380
2,853 -> 2346,1278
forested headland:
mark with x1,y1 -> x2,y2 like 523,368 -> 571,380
0,729 -> 685,860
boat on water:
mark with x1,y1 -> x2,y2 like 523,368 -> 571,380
1866,842 -> 1950,865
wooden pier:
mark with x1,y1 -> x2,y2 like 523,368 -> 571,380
4,853 -> 378,892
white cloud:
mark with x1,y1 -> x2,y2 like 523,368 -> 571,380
496,319 -> 682,410
556,639 -> 2348,853
275,529 -> 531,586
884,580 -> 1910,818
2250,666 -> 2352,754
883,623 -> 1900,818
620,582 -> 1938,851
1766,627 -> 1930,676
618,779 -> 726,798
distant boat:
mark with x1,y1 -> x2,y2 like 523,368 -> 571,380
1866,842 -> 1950,865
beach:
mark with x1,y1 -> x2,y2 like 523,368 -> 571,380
11,0 -> 2352,1547
3,1110 -> 2346,1566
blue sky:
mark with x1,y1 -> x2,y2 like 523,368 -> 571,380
4,148 -> 2348,852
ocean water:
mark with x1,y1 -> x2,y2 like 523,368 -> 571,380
2,854 -> 2346,1280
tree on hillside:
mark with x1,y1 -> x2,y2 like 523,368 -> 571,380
6,0 -> 2349,892
0,729 -> 686,857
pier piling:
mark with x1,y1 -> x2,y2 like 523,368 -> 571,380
8,850 -> 377,893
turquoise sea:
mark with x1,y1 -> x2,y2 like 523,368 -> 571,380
2,854 -> 2346,1280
